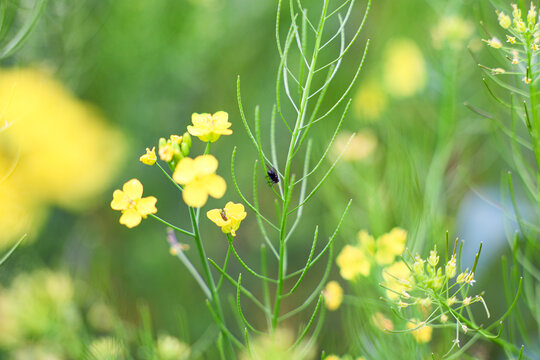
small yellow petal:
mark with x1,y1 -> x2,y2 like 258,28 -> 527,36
183,182 -> 208,208
207,208 -> 229,226
139,147 -> 156,165
224,202 -> 246,221
111,190 -> 129,210
173,157 -> 196,185
119,209 -> 142,228
212,111 -> 229,124
136,196 -> 157,217
204,174 -> 226,199
123,179 -> 143,200
194,155 -> 218,176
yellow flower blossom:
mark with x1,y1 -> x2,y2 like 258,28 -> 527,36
497,11 -> 511,29
382,261 -> 411,300
375,227 -> 407,265
159,141 -> 175,162
336,245 -> 370,280
111,179 -> 157,228
383,38 -> 426,97
187,111 -> 232,143
357,229 -> 375,255
207,201 -> 246,236
173,155 -> 226,208
486,37 -> 503,48
407,320 -> 433,343
0,68 -> 125,247
325,356 -> 340,360
431,16 -> 473,50
140,147 -> 157,165
323,281 -> 343,311
353,79 -> 387,121
331,130 -> 378,162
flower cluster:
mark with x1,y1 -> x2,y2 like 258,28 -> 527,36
485,3 -> 540,83
112,110 -> 246,238
336,227 -> 407,280
384,245 -> 488,346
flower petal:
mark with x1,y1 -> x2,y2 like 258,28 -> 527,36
192,113 -> 211,126
207,208 -> 229,226
194,155 -> 218,176
123,179 -> 143,200
136,196 -> 157,217
224,202 -> 246,221
203,174 -> 226,199
173,157 -> 196,185
111,190 -> 129,210
212,111 -> 229,124
187,125 -> 210,136
183,182 -> 208,208
119,209 -> 142,228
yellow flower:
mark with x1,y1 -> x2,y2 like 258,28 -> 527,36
187,111 -> 232,143
431,16 -> 473,50
325,356 -> 340,360
486,37 -> 503,48
382,261 -> 411,300
159,141 -> 175,162
407,320 -> 433,343
331,130 -> 378,162
357,230 -> 375,254
336,245 -> 370,280
498,11 -> 512,29
323,281 -> 343,311
375,227 -> 407,265
0,68 -> 125,247
140,147 -> 157,165
111,179 -> 157,228
207,201 -> 247,236
383,38 -> 426,97
173,155 -> 226,208
353,79 -> 387,121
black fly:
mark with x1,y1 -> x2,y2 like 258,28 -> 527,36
266,166 -> 279,185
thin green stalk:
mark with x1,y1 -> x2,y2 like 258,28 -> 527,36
189,207 -> 234,358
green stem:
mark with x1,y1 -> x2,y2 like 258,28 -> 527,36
149,214 -> 194,237
189,207 -> 234,358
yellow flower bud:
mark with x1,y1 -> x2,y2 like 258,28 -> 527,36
498,11 -> 512,29
428,247 -> 439,267
506,35 -> 517,44
139,147 -> 157,166
486,37 -> 503,48
445,255 -> 456,278
447,296 -> 457,306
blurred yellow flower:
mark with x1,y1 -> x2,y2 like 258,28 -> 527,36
353,79 -> 387,121
323,281 -> 343,311
187,111 -> 232,143
239,328 -> 315,360
383,39 -> 426,98
140,147 -> 157,165
0,68 -> 126,246
337,245 -> 370,280
431,16 -> 474,50
331,130 -> 378,162
407,320 -> 433,343
111,179 -> 157,228
325,356 -> 340,360
173,155 -> 226,207
375,227 -> 407,265
207,201 -> 247,236
357,230 -> 375,254
382,261 -> 412,300
0,270 -> 77,348
156,334 -> 191,360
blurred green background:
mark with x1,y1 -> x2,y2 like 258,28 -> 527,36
0,0 -> 526,358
